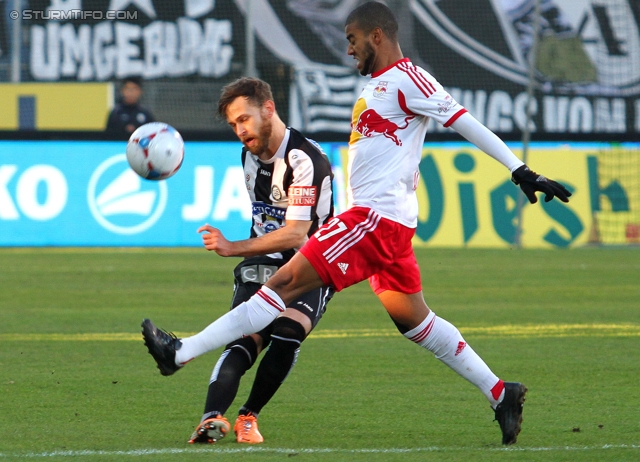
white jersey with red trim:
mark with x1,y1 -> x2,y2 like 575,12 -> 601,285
348,57 -> 467,228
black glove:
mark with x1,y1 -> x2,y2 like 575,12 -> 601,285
511,165 -> 571,204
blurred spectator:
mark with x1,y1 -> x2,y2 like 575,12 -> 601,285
105,77 -> 154,139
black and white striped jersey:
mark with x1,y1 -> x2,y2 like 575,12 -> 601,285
242,127 -> 334,261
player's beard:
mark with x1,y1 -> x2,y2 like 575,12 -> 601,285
358,41 -> 376,76
244,117 -> 273,156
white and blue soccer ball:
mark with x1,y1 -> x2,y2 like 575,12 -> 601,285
126,122 -> 184,180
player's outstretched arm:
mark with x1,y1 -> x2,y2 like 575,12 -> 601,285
449,112 -> 571,204
198,219 -> 312,258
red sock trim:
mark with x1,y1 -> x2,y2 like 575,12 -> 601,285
491,379 -> 505,401
408,316 -> 435,343
256,289 -> 285,312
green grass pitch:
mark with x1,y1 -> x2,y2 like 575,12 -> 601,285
1,247 -> 639,461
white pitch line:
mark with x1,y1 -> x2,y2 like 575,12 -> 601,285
1,444 -> 639,458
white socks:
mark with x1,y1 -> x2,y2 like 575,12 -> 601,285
405,311 -> 505,408
175,287 -> 285,365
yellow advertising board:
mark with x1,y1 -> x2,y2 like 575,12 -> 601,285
413,144 -> 592,248
0,83 -> 113,130
331,142 -> 636,248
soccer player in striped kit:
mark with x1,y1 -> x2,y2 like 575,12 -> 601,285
146,77 -> 334,444
143,1 -> 571,445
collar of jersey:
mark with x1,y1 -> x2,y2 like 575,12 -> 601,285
371,57 -> 410,78
254,128 -> 291,164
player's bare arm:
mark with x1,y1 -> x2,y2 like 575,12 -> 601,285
198,219 -> 312,258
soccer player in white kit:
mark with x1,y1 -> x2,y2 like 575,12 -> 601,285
142,1 -> 571,445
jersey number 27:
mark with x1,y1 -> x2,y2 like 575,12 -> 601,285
314,217 -> 347,242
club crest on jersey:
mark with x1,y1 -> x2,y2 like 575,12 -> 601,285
373,81 -> 388,98
271,185 -> 282,201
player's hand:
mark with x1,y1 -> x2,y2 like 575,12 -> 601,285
511,165 -> 572,204
197,224 -> 235,256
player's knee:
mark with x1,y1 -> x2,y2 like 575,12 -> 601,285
388,313 -> 411,334
271,316 -> 306,344
255,329 -> 272,352
265,268 -> 294,293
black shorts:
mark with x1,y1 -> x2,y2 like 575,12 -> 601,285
230,256 -> 333,341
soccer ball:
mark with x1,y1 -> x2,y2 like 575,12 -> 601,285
126,122 -> 184,180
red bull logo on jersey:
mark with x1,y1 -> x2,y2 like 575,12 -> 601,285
353,108 -> 412,146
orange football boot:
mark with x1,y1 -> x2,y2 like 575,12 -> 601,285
188,415 -> 230,444
234,413 -> 264,444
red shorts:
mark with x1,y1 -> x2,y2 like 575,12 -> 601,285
299,207 -> 422,294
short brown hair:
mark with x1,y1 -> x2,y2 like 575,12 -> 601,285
217,77 -> 274,119
345,1 -> 398,42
